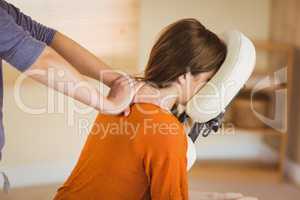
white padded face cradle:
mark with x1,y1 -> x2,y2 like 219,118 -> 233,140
185,31 -> 256,171
185,30 -> 256,123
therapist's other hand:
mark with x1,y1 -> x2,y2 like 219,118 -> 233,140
106,75 -> 145,115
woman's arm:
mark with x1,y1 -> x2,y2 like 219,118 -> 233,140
50,32 -> 121,87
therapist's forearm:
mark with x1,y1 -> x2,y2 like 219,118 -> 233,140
50,31 -> 121,87
26,47 -> 123,114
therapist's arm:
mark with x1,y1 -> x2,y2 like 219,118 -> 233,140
0,0 -> 123,86
0,8 -> 134,114
50,32 -> 121,87
0,0 -> 55,45
27,47 -> 129,114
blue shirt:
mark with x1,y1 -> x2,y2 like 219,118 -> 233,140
0,0 -> 56,159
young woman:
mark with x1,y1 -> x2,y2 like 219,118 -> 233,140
53,18 -> 227,200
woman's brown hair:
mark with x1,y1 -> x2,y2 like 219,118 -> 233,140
143,18 -> 227,88
142,18 -> 227,140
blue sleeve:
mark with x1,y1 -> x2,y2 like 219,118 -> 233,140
0,0 -> 56,45
0,8 -> 46,71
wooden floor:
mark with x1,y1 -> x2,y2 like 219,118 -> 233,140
189,162 -> 300,200
1,162 -> 300,200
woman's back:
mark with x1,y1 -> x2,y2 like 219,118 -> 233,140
54,103 -> 188,200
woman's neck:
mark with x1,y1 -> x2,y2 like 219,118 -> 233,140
135,83 -> 179,112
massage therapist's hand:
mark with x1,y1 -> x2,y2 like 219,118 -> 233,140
106,75 -> 145,115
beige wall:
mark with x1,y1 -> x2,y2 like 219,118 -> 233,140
270,0 -> 300,45
139,0 -> 271,68
5,0 -> 139,81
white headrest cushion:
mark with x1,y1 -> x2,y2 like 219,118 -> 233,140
185,30 -> 256,123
